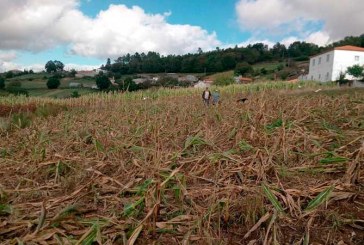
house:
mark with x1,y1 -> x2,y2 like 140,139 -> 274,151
194,80 -> 213,88
304,45 -> 364,82
234,76 -> 253,84
75,70 -> 98,78
132,78 -> 147,84
69,82 -> 81,88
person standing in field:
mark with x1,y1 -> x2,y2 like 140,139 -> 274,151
202,87 -> 211,106
212,89 -> 220,105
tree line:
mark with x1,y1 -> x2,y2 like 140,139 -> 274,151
101,35 -> 364,75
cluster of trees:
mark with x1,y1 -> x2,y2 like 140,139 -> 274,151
0,79 -> 29,96
101,35 -> 364,76
3,69 -> 34,79
45,60 -> 64,73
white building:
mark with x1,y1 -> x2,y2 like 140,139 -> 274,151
305,45 -> 364,82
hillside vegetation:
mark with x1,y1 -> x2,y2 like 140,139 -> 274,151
0,82 -> 363,244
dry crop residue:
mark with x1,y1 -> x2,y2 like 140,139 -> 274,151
0,87 -> 363,244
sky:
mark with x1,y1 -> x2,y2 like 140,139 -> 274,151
0,0 -> 363,72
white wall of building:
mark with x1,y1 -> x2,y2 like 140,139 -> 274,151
331,50 -> 364,81
306,48 -> 364,82
307,50 -> 334,82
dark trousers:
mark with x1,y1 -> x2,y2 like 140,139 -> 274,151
203,99 -> 210,106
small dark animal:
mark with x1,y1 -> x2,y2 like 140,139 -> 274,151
236,98 -> 248,103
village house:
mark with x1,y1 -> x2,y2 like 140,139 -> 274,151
132,78 -> 147,84
193,80 -> 213,88
234,76 -> 253,84
75,70 -> 98,78
178,75 -> 198,83
303,45 -> 364,82
69,82 -> 82,88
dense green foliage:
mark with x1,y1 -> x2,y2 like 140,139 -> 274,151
5,81 -> 28,96
47,76 -> 61,89
101,34 -> 364,75
45,60 -> 65,73
347,64 -> 364,80
118,77 -> 139,91
95,73 -> 111,90
0,77 -> 5,90
234,62 -> 254,76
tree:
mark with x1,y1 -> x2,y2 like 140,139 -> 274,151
0,77 -> 5,90
95,74 -> 111,90
54,60 -> 64,72
45,60 -> 64,73
5,71 -> 13,79
69,69 -> 77,77
105,58 -> 111,71
347,64 -> 364,80
47,76 -> 61,89
45,61 -> 57,73
119,77 -> 139,91
234,62 -> 254,76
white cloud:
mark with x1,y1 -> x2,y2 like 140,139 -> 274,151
236,0 -> 364,44
305,31 -> 330,47
280,37 -> 299,47
0,51 -> 17,62
237,39 -> 275,48
0,61 -> 100,73
64,63 -> 100,71
0,61 -> 20,73
0,0 -> 220,59
0,0 -> 78,51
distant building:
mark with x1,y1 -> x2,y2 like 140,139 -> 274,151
132,78 -> 147,84
304,45 -> 364,82
75,70 -> 98,78
234,76 -> 253,84
166,73 -> 179,79
178,75 -> 198,82
194,80 -> 213,88
69,82 -> 81,88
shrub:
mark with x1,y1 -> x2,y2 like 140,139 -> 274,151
213,74 -> 235,86
234,62 -> 254,76
277,64 -> 284,71
347,64 -> 364,80
260,68 -> 268,75
71,91 -> 80,98
7,81 -> 21,88
5,71 -> 13,79
95,74 -> 111,91
6,87 -> 29,96
278,70 -> 290,80
47,76 -> 61,89
0,77 -> 5,90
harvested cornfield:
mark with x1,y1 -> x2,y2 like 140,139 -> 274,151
0,84 -> 363,244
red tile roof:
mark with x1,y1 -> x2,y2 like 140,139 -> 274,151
239,77 -> 253,82
310,45 -> 364,58
334,45 -> 364,52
